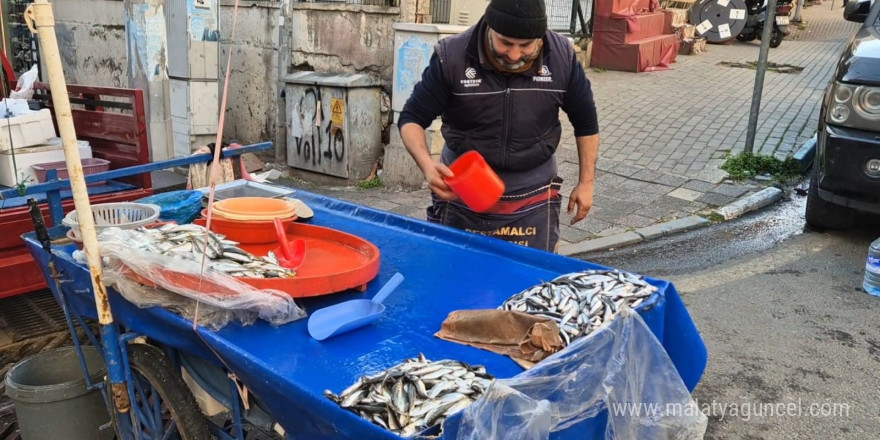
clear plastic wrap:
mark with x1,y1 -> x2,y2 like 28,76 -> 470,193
109,275 -> 258,330
92,227 -> 306,329
450,308 -> 707,439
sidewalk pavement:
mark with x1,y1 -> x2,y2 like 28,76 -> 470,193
279,4 -> 859,256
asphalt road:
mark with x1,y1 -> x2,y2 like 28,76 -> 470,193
590,198 -> 880,439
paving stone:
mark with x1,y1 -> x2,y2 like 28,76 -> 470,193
360,196 -> 401,212
560,224 -> 596,243
606,162 -> 644,177
667,187 -> 703,202
619,179 -> 652,192
633,203 -> 674,220
390,205 -> 425,220
631,168 -> 663,182
681,179 -> 717,192
616,214 -> 656,228
596,225 -> 631,237
635,216 -> 710,240
556,147 -> 579,163
613,190 -> 664,205
696,192 -> 735,207
711,183 -> 750,198
558,231 -> 643,256
641,183 -> 677,195
575,217 -> 613,234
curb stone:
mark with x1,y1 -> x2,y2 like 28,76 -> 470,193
712,187 -> 784,220
792,134 -> 817,173
558,215 -> 710,256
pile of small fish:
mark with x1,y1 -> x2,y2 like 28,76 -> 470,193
324,354 -> 494,437
499,269 -> 657,346
123,223 -> 296,278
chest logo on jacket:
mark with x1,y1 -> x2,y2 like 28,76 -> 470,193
460,67 -> 482,88
534,65 -> 553,83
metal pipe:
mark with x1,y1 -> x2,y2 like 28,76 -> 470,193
745,0 -> 779,154
25,0 -> 113,324
25,0 -> 132,415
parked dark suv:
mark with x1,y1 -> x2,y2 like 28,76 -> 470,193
806,0 -> 880,229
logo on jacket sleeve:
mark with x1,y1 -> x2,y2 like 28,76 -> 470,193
534,65 -> 553,82
460,67 -> 482,87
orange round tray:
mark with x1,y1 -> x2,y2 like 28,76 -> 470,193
236,222 -> 381,297
116,223 -> 380,299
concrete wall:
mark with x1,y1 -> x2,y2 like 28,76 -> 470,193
48,0 -> 128,87
218,1 -> 281,147
46,0 -> 420,179
276,1 -> 416,179
284,3 -> 408,87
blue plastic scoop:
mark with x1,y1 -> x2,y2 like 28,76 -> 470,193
307,273 -> 404,341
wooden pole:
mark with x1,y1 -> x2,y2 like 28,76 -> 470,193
24,0 -> 113,325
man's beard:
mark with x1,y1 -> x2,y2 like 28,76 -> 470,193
487,33 -> 539,71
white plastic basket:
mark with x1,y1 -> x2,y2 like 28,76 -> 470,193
62,202 -> 161,239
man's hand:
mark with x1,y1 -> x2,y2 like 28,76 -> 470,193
567,181 -> 594,224
400,122 -> 458,200
424,162 -> 457,200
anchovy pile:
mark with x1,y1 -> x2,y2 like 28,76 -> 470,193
499,269 -> 658,346
324,354 -> 494,437
126,223 -> 296,278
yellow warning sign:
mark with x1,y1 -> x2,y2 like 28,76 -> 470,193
331,98 -> 345,127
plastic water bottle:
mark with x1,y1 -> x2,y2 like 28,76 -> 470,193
865,237 -> 880,297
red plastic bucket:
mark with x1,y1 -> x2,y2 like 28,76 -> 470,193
444,151 -> 505,212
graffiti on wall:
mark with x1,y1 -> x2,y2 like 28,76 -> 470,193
288,85 -> 348,178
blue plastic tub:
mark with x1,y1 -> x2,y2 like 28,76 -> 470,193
136,190 -> 203,224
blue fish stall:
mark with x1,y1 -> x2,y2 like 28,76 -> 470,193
22,182 -> 709,439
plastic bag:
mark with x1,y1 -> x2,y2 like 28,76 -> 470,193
10,65 -> 39,100
448,308 -> 707,439
96,227 -> 306,329
109,275 -> 255,330
136,190 -> 204,224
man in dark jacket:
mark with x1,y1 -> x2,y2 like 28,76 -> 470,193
398,0 -> 599,252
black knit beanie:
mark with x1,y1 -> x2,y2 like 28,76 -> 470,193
484,0 -> 548,39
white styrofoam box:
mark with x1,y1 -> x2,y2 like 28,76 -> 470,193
0,109 -> 58,151
0,141 -> 92,188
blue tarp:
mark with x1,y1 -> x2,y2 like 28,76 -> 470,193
24,188 -> 707,439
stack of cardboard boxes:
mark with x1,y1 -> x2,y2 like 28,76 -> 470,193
664,5 -> 707,55
590,0 -> 680,72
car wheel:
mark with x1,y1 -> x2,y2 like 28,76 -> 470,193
805,166 -> 855,230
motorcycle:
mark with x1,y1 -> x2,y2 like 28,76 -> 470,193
736,0 -> 794,48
